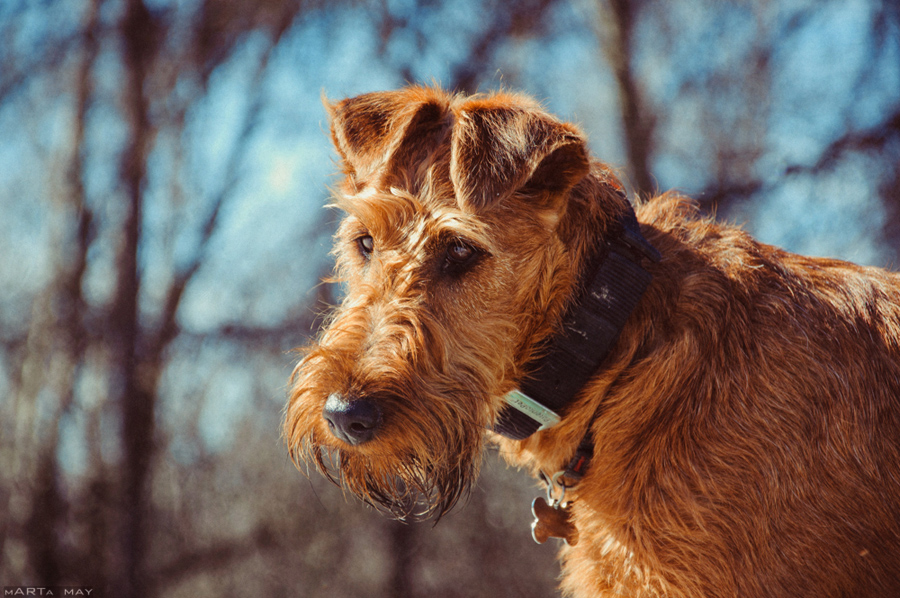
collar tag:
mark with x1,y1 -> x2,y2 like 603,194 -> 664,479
502,390 -> 561,430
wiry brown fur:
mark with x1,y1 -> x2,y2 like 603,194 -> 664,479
284,85 -> 900,597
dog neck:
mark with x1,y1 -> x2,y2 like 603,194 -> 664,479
493,199 -> 660,440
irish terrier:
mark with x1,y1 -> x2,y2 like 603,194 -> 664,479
283,85 -> 900,598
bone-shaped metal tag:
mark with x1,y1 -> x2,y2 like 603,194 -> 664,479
531,496 -> 578,546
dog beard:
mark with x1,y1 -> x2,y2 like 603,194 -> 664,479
305,423 -> 484,521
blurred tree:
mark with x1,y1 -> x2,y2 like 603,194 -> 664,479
1,0 -> 318,594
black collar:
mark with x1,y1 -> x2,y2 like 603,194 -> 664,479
493,203 -> 660,440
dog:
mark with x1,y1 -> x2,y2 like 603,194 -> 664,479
283,85 -> 900,597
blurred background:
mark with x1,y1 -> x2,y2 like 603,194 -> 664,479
1,0 -> 898,596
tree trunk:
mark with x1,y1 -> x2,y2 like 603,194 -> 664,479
600,0 -> 655,196
116,0 -> 156,595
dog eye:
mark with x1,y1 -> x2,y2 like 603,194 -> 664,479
447,240 -> 475,263
356,235 -> 374,258
443,239 -> 480,275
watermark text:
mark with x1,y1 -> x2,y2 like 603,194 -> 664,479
4,588 -> 94,596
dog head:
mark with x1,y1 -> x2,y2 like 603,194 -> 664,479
284,86 -> 631,519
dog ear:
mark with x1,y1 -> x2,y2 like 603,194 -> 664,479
450,98 -> 590,210
326,88 -> 449,188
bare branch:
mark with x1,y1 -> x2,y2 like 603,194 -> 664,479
785,106 -> 900,176
696,105 -> 900,212
148,38 -> 282,363
449,0 -> 559,93
0,0 -> 81,105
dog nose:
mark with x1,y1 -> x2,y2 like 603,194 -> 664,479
322,393 -> 383,445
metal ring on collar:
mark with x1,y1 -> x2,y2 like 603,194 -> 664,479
546,470 -> 568,507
